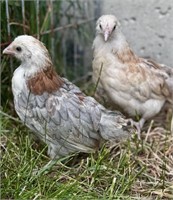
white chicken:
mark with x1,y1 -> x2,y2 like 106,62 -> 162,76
92,15 -> 173,136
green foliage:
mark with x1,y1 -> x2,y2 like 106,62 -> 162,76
1,0 -> 94,109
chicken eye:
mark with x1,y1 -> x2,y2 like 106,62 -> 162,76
99,24 -> 102,29
16,46 -> 22,52
113,25 -> 116,31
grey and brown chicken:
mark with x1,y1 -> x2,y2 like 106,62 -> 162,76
3,35 -> 133,159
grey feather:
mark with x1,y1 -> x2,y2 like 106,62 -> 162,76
13,78 -> 132,159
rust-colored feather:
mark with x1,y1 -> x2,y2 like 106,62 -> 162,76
116,46 -> 139,64
27,66 -> 64,95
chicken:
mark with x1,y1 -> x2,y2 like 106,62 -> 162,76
3,35 -> 133,159
92,15 -> 173,136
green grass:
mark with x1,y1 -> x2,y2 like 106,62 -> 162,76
1,112 -> 173,199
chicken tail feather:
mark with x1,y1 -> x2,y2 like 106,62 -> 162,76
99,110 -> 133,140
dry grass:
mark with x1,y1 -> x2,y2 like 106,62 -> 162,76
127,128 -> 173,199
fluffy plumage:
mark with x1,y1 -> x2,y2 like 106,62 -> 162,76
92,15 -> 173,135
3,35 -> 132,159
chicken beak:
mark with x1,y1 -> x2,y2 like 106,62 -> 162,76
3,45 -> 15,56
104,29 -> 110,42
